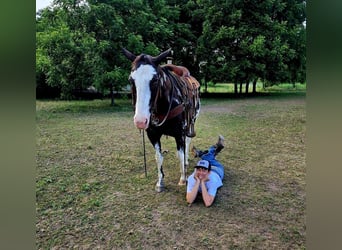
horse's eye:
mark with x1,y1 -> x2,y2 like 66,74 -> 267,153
150,76 -> 158,85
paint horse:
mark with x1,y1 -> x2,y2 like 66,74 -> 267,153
122,48 -> 200,192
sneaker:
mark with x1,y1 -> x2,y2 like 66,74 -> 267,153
191,146 -> 199,158
217,135 -> 225,148
214,135 -> 225,155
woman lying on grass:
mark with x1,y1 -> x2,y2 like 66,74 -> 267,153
186,135 -> 225,207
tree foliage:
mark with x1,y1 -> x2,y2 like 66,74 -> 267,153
36,0 -> 306,99
196,0 -> 306,92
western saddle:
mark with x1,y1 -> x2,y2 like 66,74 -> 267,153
162,64 -> 200,137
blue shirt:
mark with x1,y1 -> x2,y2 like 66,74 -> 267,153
186,171 -> 223,197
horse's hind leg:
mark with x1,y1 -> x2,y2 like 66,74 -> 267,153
185,136 -> 191,166
176,136 -> 191,185
177,149 -> 186,186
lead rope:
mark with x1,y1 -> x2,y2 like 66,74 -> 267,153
140,129 -> 147,177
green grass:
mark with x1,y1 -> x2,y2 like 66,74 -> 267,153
36,92 -> 306,249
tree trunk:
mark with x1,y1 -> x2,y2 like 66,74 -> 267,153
239,83 -> 243,93
252,79 -> 257,93
110,83 -> 115,106
234,83 -> 238,95
245,82 -> 249,94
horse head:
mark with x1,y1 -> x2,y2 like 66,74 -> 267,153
122,48 -> 172,130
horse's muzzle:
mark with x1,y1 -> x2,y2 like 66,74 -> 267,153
134,117 -> 149,129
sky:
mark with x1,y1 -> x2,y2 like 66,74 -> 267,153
36,0 -> 53,12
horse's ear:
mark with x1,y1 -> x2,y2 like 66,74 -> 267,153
152,48 -> 172,65
122,48 -> 136,62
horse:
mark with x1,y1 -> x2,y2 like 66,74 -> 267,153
122,48 -> 201,192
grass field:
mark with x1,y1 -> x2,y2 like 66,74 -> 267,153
36,91 -> 306,249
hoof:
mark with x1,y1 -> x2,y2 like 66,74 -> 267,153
178,179 -> 187,186
155,185 -> 165,192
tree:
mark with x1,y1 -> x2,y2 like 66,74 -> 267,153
36,0 -> 188,101
36,0 -> 306,99
37,20 -> 100,99
196,0 -> 306,94
36,1 -> 102,99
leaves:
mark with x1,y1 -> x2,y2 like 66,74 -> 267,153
36,0 -> 306,99
196,0 -> 306,85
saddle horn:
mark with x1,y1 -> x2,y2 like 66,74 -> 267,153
122,48 -> 137,62
152,48 -> 172,65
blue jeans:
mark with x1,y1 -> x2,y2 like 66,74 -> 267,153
201,146 -> 224,180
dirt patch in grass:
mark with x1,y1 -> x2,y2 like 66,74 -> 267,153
36,94 -> 306,249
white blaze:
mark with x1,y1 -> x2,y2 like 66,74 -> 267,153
131,64 -> 156,129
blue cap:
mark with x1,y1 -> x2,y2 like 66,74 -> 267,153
195,160 -> 210,169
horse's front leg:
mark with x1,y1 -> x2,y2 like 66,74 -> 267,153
154,143 -> 165,192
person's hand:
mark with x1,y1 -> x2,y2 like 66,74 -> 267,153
202,175 -> 210,183
194,171 -> 201,182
